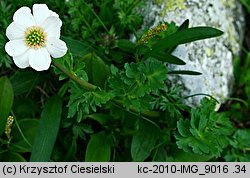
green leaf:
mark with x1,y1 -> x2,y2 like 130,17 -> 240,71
10,70 -> 48,96
121,60 -> 168,97
225,129 -> 250,161
9,119 -> 39,153
1,151 -> 26,162
68,84 -> 113,121
64,137 -> 77,161
146,27 -> 223,58
168,70 -> 202,75
62,37 -> 93,57
30,95 -> 63,161
62,37 -> 110,63
87,113 -> 111,126
81,53 -> 110,88
177,19 -> 189,31
174,98 -> 233,157
138,60 -> 168,91
117,39 -> 135,52
85,132 -> 112,162
172,149 -> 213,162
0,76 -> 14,135
151,52 -> 186,65
239,0 -> 250,14
131,119 -> 160,161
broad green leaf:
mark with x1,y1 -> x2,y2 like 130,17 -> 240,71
9,119 -> 39,153
62,37 -> 93,57
117,39 -> 135,52
145,27 -> 223,58
1,151 -> 26,162
131,119 -> 160,161
30,95 -> 63,161
151,53 -> 186,65
168,70 -> 202,75
87,113 -> 111,126
64,137 -> 77,161
81,53 -> 110,88
85,132 -> 112,162
62,37 -> 110,63
10,70 -> 48,96
0,76 -> 14,135
13,98 -> 40,118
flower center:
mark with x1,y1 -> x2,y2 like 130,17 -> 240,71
25,26 -> 47,49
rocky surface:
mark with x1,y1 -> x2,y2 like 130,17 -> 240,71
141,0 -> 245,108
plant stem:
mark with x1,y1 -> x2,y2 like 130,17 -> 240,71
52,60 -> 97,91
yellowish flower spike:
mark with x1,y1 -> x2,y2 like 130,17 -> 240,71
136,23 -> 167,46
5,116 -> 14,141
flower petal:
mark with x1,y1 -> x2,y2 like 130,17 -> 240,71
42,16 -> 62,39
6,22 -> 25,40
32,4 -> 58,25
13,7 -> 35,30
5,39 -> 29,57
29,48 -> 51,71
13,50 -> 30,68
46,38 -> 67,58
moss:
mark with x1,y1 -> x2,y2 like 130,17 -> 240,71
153,0 -> 186,16
221,0 -> 236,8
205,48 -> 214,57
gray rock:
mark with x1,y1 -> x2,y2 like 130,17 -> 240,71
141,0 -> 245,109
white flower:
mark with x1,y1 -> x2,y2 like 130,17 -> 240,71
5,4 -> 67,71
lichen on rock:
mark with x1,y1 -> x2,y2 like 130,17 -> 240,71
141,0 -> 245,109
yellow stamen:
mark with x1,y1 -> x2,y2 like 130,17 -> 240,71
25,26 -> 47,49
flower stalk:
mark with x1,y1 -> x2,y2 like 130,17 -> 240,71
52,60 -> 160,118
52,60 -> 97,91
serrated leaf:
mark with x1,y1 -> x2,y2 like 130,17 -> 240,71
30,95 -> 63,161
68,84 -> 113,121
138,60 -> 168,91
131,119 -> 160,161
175,98 -> 233,157
85,132 -> 112,162
0,76 -> 14,135
172,149 -> 213,162
177,119 -> 191,137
